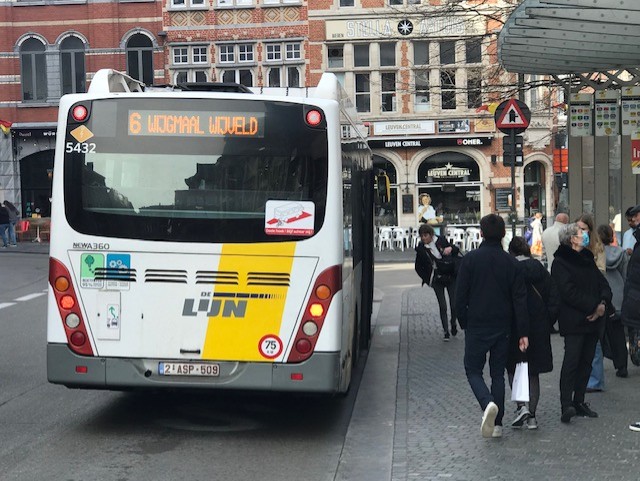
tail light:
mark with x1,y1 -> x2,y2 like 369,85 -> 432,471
49,257 -> 94,356
287,265 -> 341,363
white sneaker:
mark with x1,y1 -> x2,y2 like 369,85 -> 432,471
527,416 -> 538,430
492,425 -> 503,438
511,405 -> 531,428
629,421 -> 640,432
481,402 -> 499,438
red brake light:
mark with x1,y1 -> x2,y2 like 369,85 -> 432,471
306,109 -> 322,126
72,105 -> 88,122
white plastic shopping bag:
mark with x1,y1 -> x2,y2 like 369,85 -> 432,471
511,361 -> 530,402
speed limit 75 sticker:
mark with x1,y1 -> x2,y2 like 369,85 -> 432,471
259,335 -> 283,359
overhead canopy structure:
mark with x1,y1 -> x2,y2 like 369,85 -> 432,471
498,0 -> 640,75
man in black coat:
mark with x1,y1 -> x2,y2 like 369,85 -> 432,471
455,214 -> 529,438
414,223 -> 460,340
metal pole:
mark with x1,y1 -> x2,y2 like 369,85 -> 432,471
510,128 -> 516,238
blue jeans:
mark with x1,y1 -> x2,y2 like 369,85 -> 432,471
587,341 -> 605,390
7,220 -> 16,245
464,328 -> 510,425
0,223 -> 8,247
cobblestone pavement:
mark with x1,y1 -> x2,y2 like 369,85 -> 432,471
392,285 -> 640,481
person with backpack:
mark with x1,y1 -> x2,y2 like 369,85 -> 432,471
414,223 -> 460,341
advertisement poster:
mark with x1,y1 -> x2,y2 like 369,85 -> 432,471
569,93 -> 592,137
621,87 -> 640,135
594,90 -> 619,137
631,131 -> 640,174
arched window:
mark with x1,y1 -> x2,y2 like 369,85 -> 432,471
60,36 -> 86,94
524,161 -> 546,219
126,34 -> 154,85
20,38 -> 47,101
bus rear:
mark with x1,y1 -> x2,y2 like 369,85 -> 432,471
47,77 -> 360,393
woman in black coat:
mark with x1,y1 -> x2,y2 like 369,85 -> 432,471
506,237 -> 560,429
415,223 -> 460,341
551,223 -> 612,424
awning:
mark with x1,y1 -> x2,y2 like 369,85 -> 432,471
498,0 -> 640,74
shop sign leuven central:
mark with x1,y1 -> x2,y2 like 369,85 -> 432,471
428,162 -> 471,179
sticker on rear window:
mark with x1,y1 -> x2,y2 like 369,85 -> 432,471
265,200 -> 314,236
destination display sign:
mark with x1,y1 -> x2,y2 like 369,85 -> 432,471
128,110 -> 265,138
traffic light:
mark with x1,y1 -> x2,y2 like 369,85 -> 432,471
502,135 -> 524,167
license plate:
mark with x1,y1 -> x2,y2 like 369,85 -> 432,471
159,362 -> 220,377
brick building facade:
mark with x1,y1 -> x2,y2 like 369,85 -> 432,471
0,0 -> 557,229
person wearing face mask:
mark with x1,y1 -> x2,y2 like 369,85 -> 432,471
551,223 -> 612,424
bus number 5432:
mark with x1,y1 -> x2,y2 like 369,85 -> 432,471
66,142 -> 96,154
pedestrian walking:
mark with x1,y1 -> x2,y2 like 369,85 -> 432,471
414,223 -> 460,341
506,236 -> 560,430
551,223 -> 612,423
591,224 -> 628,381
0,203 -> 10,248
541,213 -> 569,271
3,200 -> 19,247
621,204 -> 640,367
455,214 -> 529,438
530,212 -> 544,259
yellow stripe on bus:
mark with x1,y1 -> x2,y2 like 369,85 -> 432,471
202,242 -> 296,361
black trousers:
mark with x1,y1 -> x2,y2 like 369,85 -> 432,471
432,279 -> 456,333
560,332 -> 599,409
603,317 -> 628,370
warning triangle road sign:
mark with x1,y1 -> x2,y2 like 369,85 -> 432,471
495,99 -> 530,131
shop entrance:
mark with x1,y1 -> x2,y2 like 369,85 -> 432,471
417,152 -> 481,225
20,150 -> 53,217
524,161 -> 546,221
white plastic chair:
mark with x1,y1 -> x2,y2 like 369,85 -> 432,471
411,228 -> 420,248
378,228 -> 392,251
450,228 -> 465,251
403,227 -> 412,249
392,227 -> 406,251
465,227 -> 482,251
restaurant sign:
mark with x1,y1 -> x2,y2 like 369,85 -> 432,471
427,162 -> 471,179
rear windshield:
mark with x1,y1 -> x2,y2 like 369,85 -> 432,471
63,97 -> 328,243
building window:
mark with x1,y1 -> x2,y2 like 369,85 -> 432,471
414,70 -> 430,112
285,43 -> 301,60
175,70 -> 208,83
354,44 -> 369,67
266,44 -> 281,61
441,69 -> 456,109
339,0 -> 354,6
267,66 -> 300,87
379,43 -> 395,67
263,0 -> 299,5
328,45 -> 344,68
381,72 -> 396,112
467,68 -> 482,109
238,44 -> 254,62
216,0 -> 252,6
221,69 -> 253,86
171,45 -> 209,84
440,40 -> 456,65
414,41 -> 429,66
388,0 -> 420,4
171,0 -> 206,8
60,36 -> 86,95
355,73 -> 370,112
218,44 -> 253,64
465,38 -> 482,64
126,34 -> 154,85
20,38 -> 47,102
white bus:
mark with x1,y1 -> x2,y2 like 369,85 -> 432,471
47,69 -> 374,394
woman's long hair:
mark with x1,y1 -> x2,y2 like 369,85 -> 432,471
576,213 -> 604,256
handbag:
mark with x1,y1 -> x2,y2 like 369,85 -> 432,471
511,361 -> 530,402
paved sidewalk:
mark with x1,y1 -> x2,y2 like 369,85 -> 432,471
392,275 -> 640,481
0,240 -> 49,255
